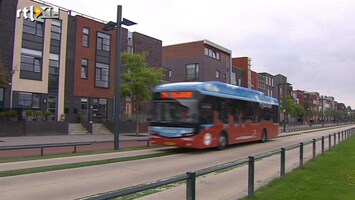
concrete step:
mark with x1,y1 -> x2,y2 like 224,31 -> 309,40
92,123 -> 112,135
68,123 -> 89,135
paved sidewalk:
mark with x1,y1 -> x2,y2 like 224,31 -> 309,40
0,133 -> 149,147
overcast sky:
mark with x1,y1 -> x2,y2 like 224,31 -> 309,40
45,0 -> 355,108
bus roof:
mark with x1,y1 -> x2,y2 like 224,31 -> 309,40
155,81 -> 279,105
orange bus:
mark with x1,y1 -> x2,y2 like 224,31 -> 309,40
149,81 -> 279,149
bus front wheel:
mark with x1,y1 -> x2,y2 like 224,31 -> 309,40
217,132 -> 228,150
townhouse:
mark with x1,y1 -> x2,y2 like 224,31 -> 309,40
0,0 -> 162,124
0,0 -> 69,121
162,40 -> 232,83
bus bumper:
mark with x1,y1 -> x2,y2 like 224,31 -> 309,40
150,135 -> 197,148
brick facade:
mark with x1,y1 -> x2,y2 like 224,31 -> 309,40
163,40 -> 232,83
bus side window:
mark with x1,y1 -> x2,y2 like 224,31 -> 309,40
218,99 -> 228,124
200,103 -> 213,124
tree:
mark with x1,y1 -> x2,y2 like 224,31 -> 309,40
0,50 -> 12,88
280,95 -> 305,124
121,52 -> 165,134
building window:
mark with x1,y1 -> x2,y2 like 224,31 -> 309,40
127,46 -> 133,53
23,19 -> 43,37
21,54 -> 42,73
81,59 -> 88,79
216,70 -> 220,79
231,72 -> 236,85
186,63 -> 199,81
49,59 -> 59,75
95,62 -> 109,88
93,98 -> 107,117
205,47 -> 220,60
83,27 -> 89,47
48,58 -> 59,94
97,32 -> 110,51
18,92 -> 40,108
0,88 -> 4,108
51,20 -> 61,40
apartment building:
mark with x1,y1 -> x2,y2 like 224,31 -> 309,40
304,92 -> 320,123
0,0 -> 17,109
0,0 -> 69,121
0,0 -> 162,123
65,14 -> 162,123
231,65 -> 245,87
259,72 -> 274,97
232,57 -> 252,88
273,74 -> 292,100
257,73 -> 266,94
163,40 -> 232,83
295,90 -> 305,108
251,70 -> 258,90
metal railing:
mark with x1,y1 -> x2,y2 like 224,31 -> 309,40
280,122 -> 353,133
0,142 -> 92,156
83,128 -> 354,200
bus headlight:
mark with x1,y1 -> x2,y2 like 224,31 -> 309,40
203,133 -> 212,146
182,133 -> 194,137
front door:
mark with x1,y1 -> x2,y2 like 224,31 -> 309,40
47,95 -> 57,120
80,98 -> 89,122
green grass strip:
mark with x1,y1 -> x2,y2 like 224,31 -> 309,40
0,151 -> 176,178
243,136 -> 355,200
0,146 -> 163,163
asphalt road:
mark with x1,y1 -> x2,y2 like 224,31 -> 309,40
0,125 -> 353,200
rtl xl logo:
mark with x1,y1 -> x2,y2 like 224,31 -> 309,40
17,6 -> 59,22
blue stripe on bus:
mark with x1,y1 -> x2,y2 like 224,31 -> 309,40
155,81 -> 279,106
149,126 -> 194,138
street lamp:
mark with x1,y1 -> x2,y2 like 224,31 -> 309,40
276,82 -> 286,132
103,5 -> 136,150
321,95 -> 324,128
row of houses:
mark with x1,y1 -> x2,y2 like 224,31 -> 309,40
163,41 -> 351,124
0,0 -> 351,126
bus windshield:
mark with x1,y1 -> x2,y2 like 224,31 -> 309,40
149,99 -> 199,124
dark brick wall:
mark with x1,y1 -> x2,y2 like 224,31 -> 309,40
162,41 -> 230,83
133,32 -> 162,67
0,121 -> 68,136
65,15 -> 77,123
0,0 -> 17,108
103,121 -> 148,133
163,56 -> 204,82
25,121 -> 68,136
0,120 -> 25,136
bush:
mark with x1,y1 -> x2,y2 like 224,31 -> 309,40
25,110 -> 33,117
8,110 -> 18,118
35,110 -> 43,117
0,110 -> 18,119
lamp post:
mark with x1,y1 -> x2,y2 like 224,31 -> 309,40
283,80 -> 287,132
321,95 -> 324,128
103,5 -> 136,150
276,82 -> 286,132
